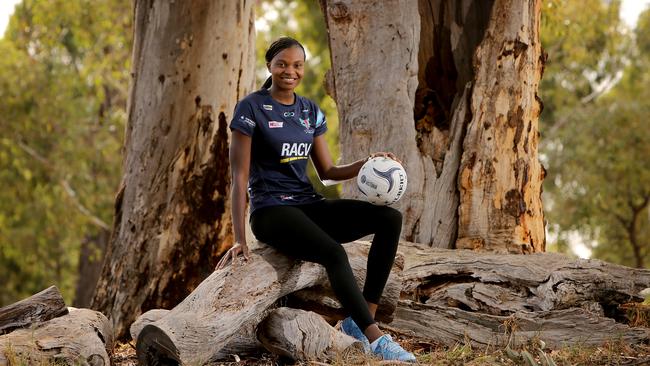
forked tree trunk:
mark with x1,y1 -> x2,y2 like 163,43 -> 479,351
321,0 -> 545,252
91,0 -> 255,338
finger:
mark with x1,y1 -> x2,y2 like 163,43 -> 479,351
217,254 -> 230,270
216,251 -> 233,270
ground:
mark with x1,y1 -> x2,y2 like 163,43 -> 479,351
111,330 -> 650,366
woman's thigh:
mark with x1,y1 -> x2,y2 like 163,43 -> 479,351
250,205 -> 345,264
301,199 -> 402,244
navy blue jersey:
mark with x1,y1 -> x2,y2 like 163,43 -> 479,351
230,89 -> 327,213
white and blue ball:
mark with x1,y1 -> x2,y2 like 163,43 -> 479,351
357,157 -> 407,206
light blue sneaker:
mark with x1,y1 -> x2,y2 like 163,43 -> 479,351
370,334 -> 417,362
340,317 -> 371,352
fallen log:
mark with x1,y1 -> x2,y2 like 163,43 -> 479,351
0,307 -> 113,366
386,242 -> 650,347
257,307 -> 364,362
388,300 -> 650,348
0,286 -> 68,335
136,241 -> 401,364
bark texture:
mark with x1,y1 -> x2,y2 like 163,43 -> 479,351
0,286 -> 67,335
456,0 -> 545,253
319,0 -> 421,226
257,308 -> 364,362
322,0 -> 545,252
386,242 -> 650,347
411,0 -> 493,247
0,308 -> 113,366
91,0 -> 255,338
135,242 -> 401,364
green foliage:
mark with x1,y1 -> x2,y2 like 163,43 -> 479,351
541,1 -> 650,267
256,0 -> 340,198
0,0 -> 131,305
540,0 -> 631,126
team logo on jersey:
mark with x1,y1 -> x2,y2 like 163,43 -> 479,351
279,142 -> 312,163
268,121 -> 283,128
263,104 -> 273,110
299,112 -> 314,134
239,115 -> 255,127
283,111 -> 295,117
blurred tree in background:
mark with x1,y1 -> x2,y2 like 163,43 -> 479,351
0,0 -> 131,305
541,0 -> 650,268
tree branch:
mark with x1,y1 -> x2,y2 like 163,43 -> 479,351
14,139 -> 110,231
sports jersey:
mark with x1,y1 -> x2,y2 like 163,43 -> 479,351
229,89 -> 327,213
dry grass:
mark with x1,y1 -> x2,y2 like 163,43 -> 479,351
110,332 -> 650,366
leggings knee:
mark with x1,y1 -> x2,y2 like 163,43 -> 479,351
321,244 -> 349,268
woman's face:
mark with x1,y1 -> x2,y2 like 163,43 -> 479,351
267,46 -> 305,92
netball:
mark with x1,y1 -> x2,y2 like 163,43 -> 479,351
357,157 -> 408,206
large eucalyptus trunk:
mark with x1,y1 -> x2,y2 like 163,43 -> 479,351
91,0 -> 255,338
321,0 -> 545,253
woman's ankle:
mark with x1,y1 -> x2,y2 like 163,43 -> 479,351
364,323 -> 383,343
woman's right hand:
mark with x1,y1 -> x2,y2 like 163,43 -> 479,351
215,242 -> 251,270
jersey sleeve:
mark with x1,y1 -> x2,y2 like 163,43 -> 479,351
313,104 -> 328,137
230,99 -> 257,136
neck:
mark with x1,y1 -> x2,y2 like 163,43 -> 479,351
269,86 -> 295,105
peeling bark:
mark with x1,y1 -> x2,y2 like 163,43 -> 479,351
457,0 -> 545,253
91,0 -> 256,339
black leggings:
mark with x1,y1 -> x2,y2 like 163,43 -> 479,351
250,199 -> 402,332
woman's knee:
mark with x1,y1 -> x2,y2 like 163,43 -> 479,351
377,206 -> 402,230
321,244 -> 349,268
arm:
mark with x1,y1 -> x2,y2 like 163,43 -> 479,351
216,130 -> 252,269
310,135 -> 366,181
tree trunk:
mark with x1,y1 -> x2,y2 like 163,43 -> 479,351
91,0 -> 255,339
135,241 -> 401,364
456,0 -> 545,253
0,308 -> 113,366
73,230 -> 108,307
321,0 -> 545,252
386,242 -> 650,348
0,286 -> 67,335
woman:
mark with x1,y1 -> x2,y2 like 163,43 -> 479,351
217,37 -> 415,362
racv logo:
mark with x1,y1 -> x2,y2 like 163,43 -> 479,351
279,142 -> 312,163
373,167 -> 401,192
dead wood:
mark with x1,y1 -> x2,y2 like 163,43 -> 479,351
257,307 -> 364,362
135,241 -> 401,364
0,286 -> 68,336
0,307 -> 113,366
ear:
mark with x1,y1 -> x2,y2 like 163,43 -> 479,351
266,62 -> 271,72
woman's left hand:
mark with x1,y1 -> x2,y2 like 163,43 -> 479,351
369,151 -> 402,164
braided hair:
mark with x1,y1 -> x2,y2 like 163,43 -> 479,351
262,37 -> 306,89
